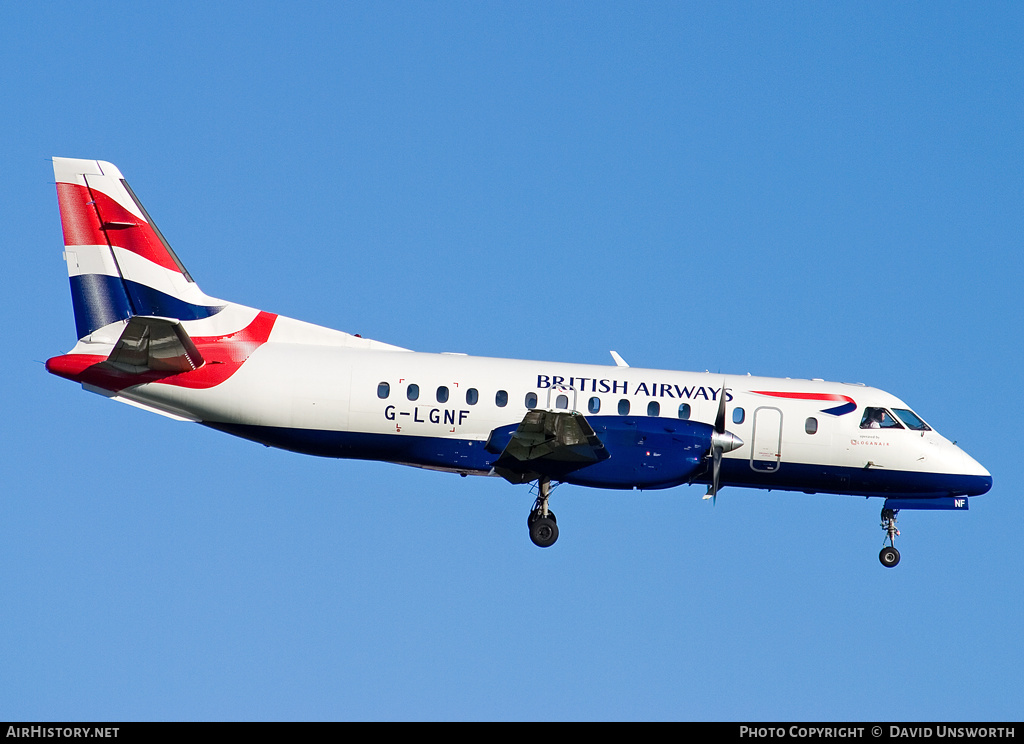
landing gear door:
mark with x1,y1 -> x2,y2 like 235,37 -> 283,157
750,406 -> 783,472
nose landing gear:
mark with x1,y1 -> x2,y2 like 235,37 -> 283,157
879,507 -> 901,567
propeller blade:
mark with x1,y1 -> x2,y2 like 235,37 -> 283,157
703,382 -> 734,505
715,380 -> 728,434
703,443 -> 723,503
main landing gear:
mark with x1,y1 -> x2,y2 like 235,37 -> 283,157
879,507 -> 901,568
528,477 -> 559,548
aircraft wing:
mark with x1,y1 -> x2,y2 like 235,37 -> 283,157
486,410 -> 610,484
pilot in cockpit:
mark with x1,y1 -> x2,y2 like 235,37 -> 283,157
860,407 -> 900,429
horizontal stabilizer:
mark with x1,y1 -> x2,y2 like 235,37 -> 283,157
486,410 -> 609,484
104,316 -> 205,374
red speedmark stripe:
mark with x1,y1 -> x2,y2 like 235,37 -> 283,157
751,391 -> 855,404
46,312 -> 278,393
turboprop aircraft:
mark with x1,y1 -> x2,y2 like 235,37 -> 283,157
45,157 -> 992,567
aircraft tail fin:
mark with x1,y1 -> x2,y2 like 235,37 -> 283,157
53,157 -> 225,340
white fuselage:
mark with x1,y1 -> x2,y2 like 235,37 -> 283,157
103,320 -> 987,496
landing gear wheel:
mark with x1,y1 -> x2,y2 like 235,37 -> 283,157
527,509 -> 555,526
879,546 -> 901,568
527,476 -> 558,547
879,507 -> 901,568
530,517 -> 559,548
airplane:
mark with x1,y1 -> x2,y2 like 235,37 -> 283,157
45,157 -> 992,567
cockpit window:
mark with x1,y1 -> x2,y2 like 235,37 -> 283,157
892,408 -> 932,431
859,407 -> 904,430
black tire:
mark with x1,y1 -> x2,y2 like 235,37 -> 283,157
527,509 -> 555,526
879,546 -> 901,568
529,517 -> 559,548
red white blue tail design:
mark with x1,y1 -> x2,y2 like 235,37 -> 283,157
48,158 -> 395,396
53,157 -> 225,339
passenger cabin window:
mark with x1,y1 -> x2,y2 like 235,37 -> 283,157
436,386 -> 449,403
525,392 -> 538,408
618,399 -> 630,416
496,390 -> 508,407
805,417 -> 818,435
859,407 -> 903,430
466,388 -> 479,405
892,408 -> 932,431
377,382 -> 390,399
733,407 -> 745,425
678,403 -> 691,420
407,383 -> 419,401
647,401 -> 660,417
588,397 -> 601,414
555,394 -> 569,410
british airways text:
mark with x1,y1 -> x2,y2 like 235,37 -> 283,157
537,375 -> 734,401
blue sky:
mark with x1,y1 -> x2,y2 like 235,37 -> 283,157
2,2 -> 1022,721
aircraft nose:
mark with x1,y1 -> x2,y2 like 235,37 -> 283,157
961,449 -> 990,477
959,449 -> 992,495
